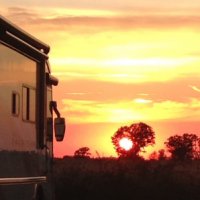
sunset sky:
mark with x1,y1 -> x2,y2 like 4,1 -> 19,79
2,0 -> 200,158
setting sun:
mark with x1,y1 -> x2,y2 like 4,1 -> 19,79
119,138 -> 133,151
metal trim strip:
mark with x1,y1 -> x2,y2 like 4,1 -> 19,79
0,15 -> 50,54
0,176 -> 47,185
6,31 -> 48,59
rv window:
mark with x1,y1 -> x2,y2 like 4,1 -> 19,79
11,92 -> 19,116
22,86 -> 36,122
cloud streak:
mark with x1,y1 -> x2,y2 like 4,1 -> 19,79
62,97 -> 200,124
189,85 -> 200,93
4,7 -> 200,32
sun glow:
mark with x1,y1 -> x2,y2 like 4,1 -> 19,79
119,138 -> 133,151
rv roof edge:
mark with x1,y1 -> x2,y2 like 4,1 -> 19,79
0,15 -> 50,54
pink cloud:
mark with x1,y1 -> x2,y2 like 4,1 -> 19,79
4,7 -> 200,33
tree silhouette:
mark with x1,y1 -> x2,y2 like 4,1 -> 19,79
193,137 -> 200,159
165,133 -> 199,160
157,149 -> 167,160
149,149 -> 167,160
112,122 -> 155,158
74,147 -> 91,158
149,151 -> 158,160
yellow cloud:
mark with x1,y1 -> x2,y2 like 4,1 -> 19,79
133,98 -> 153,104
51,55 -> 200,84
61,98 -> 200,124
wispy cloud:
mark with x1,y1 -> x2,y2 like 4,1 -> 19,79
4,7 -> 200,32
133,98 -> 153,104
61,98 -> 200,124
189,85 -> 200,93
51,56 -> 200,84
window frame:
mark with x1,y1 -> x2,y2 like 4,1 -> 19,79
22,85 -> 36,123
11,91 -> 20,117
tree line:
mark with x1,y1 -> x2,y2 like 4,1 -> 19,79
73,122 -> 200,161
112,122 -> 200,160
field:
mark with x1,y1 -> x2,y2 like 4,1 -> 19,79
54,157 -> 200,200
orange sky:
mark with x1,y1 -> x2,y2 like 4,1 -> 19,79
2,1 -> 200,158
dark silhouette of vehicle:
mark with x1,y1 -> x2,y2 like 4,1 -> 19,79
0,16 -> 65,200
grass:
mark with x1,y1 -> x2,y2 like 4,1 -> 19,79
54,157 -> 200,200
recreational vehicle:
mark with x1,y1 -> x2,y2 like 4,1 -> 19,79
0,16 -> 65,199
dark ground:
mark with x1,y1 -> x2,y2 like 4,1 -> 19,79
54,157 -> 200,200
